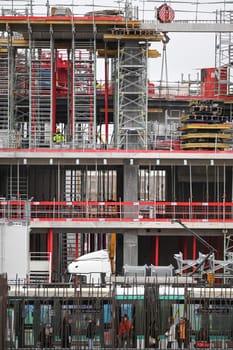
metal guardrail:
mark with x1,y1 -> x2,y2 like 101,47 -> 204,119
0,200 -> 232,222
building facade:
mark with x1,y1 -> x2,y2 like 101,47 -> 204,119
0,1 -> 232,284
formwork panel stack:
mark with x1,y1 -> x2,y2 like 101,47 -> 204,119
179,101 -> 232,150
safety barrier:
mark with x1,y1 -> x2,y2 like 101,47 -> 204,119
0,200 -> 232,222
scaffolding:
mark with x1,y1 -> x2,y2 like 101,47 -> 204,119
29,43 -> 53,148
1,0 -> 233,290
71,39 -> 96,148
0,43 -> 9,146
215,10 -> 233,96
114,40 -> 148,149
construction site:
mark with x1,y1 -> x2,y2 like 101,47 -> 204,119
1,0 -> 233,348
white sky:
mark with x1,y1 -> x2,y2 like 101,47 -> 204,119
1,0 -> 226,82
149,32 -> 215,82
143,0 -> 217,82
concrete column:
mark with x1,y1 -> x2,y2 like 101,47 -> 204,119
123,234 -> 138,266
123,163 -> 138,203
123,162 -> 138,265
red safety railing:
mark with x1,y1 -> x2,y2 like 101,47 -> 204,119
0,200 -> 233,222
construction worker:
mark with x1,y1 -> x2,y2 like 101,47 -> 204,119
53,127 -> 65,144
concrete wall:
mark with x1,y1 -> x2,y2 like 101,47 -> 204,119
0,224 -> 29,280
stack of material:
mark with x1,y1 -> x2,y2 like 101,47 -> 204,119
179,101 -> 232,150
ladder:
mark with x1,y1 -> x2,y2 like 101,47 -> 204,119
29,43 -> 52,147
71,40 -> 96,148
0,49 -> 9,143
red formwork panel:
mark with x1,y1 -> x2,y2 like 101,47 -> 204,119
201,67 -> 228,97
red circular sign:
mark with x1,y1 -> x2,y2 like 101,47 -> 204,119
157,4 -> 175,23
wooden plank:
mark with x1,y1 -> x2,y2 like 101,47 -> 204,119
104,33 -> 163,41
181,142 -> 231,149
148,108 -> 163,113
97,49 -> 117,57
179,123 -> 232,130
180,133 -> 231,140
97,48 -> 161,58
0,39 -> 29,47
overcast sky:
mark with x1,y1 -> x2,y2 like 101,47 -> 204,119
149,32 -> 215,83
2,0 -> 227,82
143,0 -> 217,82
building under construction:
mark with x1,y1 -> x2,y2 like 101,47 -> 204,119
0,0 -> 233,282
1,0 -> 233,348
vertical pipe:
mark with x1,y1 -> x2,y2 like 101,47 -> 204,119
172,165 -> 176,201
71,25 -> 75,148
57,162 -> 60,202
217,166 -> 220,217
223,163 -> 226,220
47,228 -> 53,282
192,237 -> 197,260
155,235 -> 159,266
206,165 -> 209,219
47,228 -> 53,256
104,50 -> 109,145
8,33 -> 14,132
183,236 -> 187,260
116,40 -> 120,148
223,231 -> 227,283
92,10 -> 97,148
75,233 -> 79,259
89,49 -> 94,143
189,164 -> 192,218
67,49 -> 71,141
28,26 -> 34,148
216,237 -> 220,260
52,48 -> 57,135
232,167 -> 233,219
145,42 -> 148,149
17,161 -> 20,199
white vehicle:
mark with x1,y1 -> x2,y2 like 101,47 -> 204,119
67,249 -> 112,285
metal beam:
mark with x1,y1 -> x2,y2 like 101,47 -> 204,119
156,22 -> 233,33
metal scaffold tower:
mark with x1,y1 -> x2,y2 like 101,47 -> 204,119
215,10 -> 233,96
0,45 -> 9,145
0,30 -> 27,148
14,47 -> 30,147
71,32 -> 96,148
29,31 -> 53,148
114,41 -> 148,149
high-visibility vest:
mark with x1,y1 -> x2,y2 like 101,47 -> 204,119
53,133 -> 65,143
